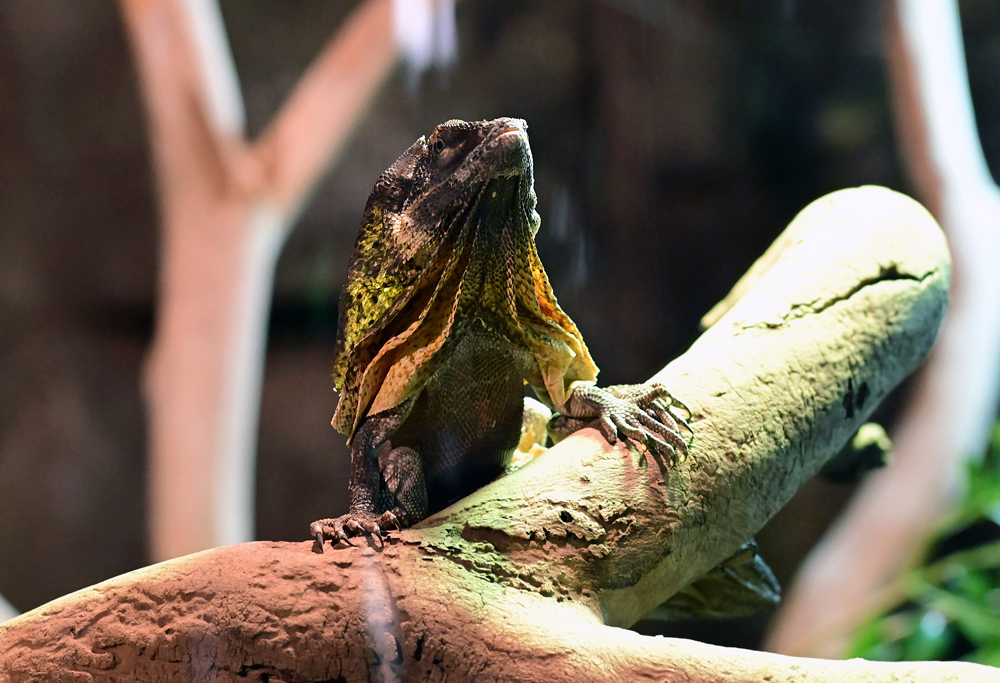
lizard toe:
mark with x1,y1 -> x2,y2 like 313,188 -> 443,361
598,412 -> 619,445
378,510 -> 403,531
612,414 -> 648,444
309,519 -> 336,553
310,510 -> 406,549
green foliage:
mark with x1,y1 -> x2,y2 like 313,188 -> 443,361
848,423 -> 1000,665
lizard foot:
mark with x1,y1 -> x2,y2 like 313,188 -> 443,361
310,510 -> 402,552
572,382 -> 692,464
607,383 -> 693,440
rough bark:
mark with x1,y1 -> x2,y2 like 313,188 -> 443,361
1,187 -> 985,682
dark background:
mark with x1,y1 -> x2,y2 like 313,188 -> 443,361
2,0 -> 999,649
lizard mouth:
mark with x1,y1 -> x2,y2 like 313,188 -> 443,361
495,122 -> 527,145
491,124 -> 529,175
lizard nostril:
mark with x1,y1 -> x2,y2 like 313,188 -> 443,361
560,510 -> 573,523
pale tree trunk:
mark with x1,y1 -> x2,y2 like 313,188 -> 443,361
118,0 -> 399,561
2,187 -> 985,682
766,0 -> 1000,657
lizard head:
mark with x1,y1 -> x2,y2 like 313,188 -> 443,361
334,118 -> 540,373
376,117 -> 541,248
332,118 -> 596,434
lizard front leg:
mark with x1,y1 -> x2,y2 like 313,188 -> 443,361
551,381 -> 692,463
311,399 -> 423,550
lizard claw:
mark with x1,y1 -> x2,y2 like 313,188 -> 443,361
310,519 -> 334,553
571,382 -> 692,464
607,382 -> 693,458
310,510 -> 403,551
378,510 -> 403,531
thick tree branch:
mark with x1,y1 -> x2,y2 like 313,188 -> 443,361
0,187 -> 975,681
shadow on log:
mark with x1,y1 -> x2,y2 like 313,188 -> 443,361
2,187 -> 993,682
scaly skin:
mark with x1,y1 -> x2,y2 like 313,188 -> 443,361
312,118 -> 691,549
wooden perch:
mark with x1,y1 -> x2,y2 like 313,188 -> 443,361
1,187 -> 986,682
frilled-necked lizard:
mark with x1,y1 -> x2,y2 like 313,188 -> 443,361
309,117 -> 779,621
310,117 -> 693,548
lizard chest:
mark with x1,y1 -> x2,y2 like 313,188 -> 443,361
392,326 -> 536,509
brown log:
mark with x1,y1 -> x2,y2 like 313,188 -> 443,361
0,541 -> 992,683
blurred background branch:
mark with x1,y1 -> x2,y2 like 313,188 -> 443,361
0,595 -> 15,624
766,0 -> 1000,657
119,0 -> 401,560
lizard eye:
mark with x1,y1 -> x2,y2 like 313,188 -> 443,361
433,139 -> 446,155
